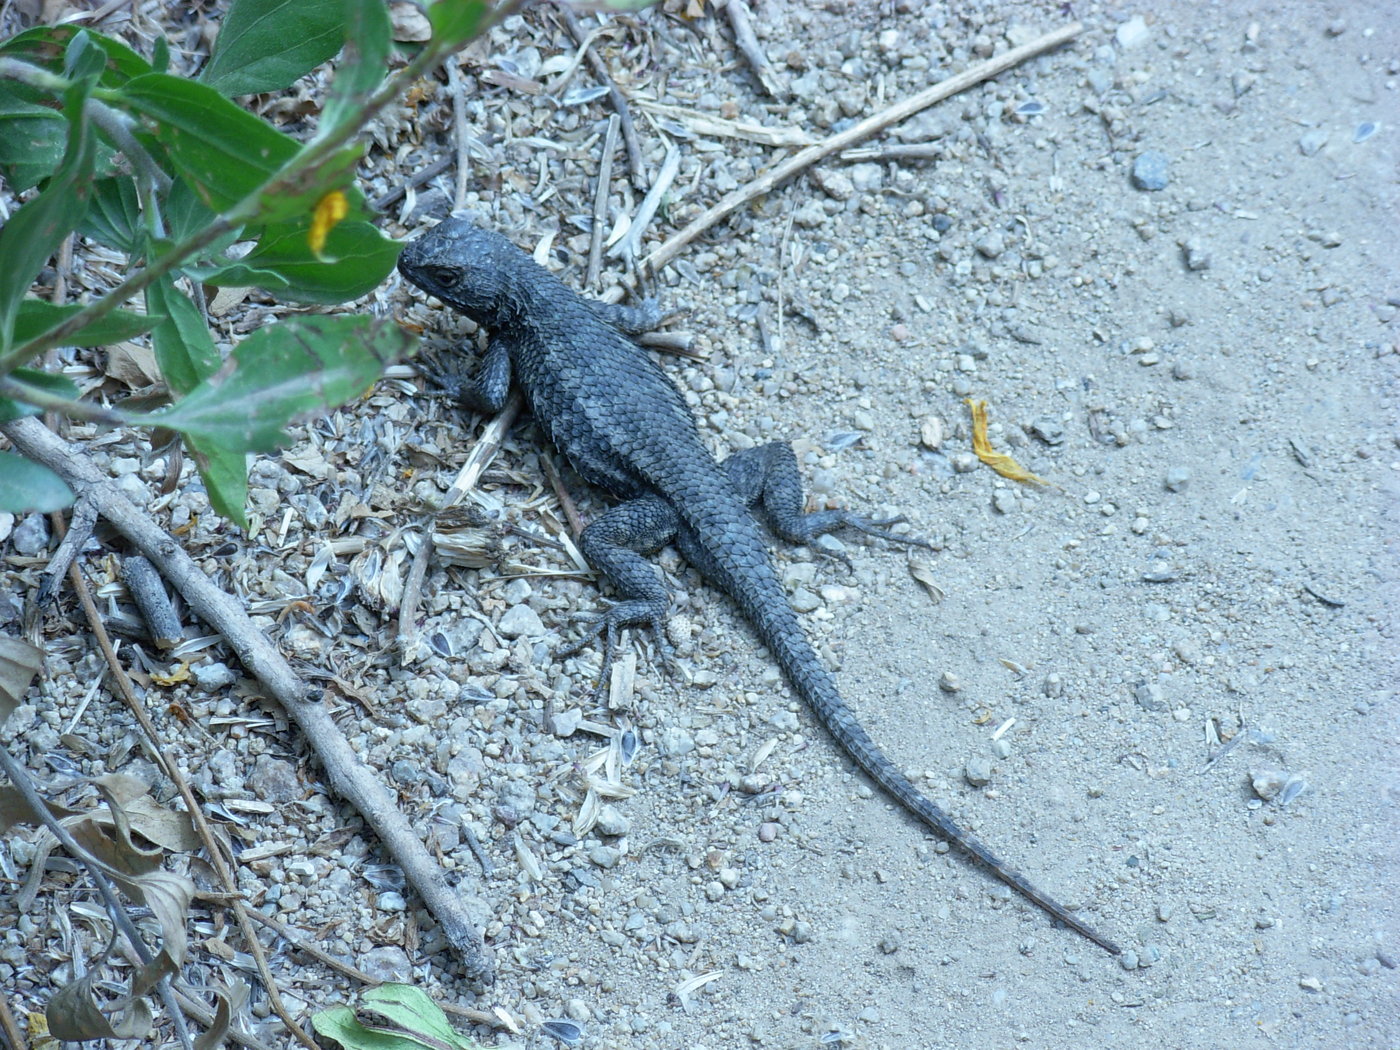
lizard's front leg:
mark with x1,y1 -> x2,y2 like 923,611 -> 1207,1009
560,494 -> 679,691
422,333 -> 512,414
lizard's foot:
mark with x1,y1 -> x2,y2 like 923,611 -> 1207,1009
557,607 -> 675,701
836,512 -> 935,551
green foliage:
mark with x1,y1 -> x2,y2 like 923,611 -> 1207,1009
0,0 -> 500,527
200,0 -> 346,97
311,984 -> 480,1050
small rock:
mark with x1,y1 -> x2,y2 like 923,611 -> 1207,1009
1134,681 -> 1166,712
1298,976 -> 1324,993
811,168 -> 855,202
1298,129 -> 1329,157
589,845 -> 623,869
758,822 -> 780,842
964,757 -> 993,787
849,163 -> 883,192
1181,238 -> 1211,271
919,416 -> 944,450
497,604 -> 545,639
191,660 -> 237,691
1115,15 -> 1151,49
1030,416 -> 1065,445
1251,769 -> 1289,801
1119,949 -> 1140,971
938,671 -> 962,693
1164,467 -> 1191,492
10,514 -> 49,556
659,727 -> 695,756
594,805 -> 630,837
1131,151 -> 1171,191
248,755 -> 301,804
549,708 -> 583,737
359,945 -> 412,983
975,230 -> 1005,258
992,490 -> 1019,515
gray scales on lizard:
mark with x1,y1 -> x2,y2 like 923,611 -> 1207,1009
398,219 -> 1121,956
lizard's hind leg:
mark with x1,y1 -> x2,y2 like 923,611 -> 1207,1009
722,441 -> 930,551
559,495 -> 680,691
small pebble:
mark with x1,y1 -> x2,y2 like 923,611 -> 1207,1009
975,230 -> 1005,259
1131,151 -> 1171,191
1030,416 -> 1065,445
588,846 -> 623,869
1251,769 -> 1288,801
1181,238 -> 1212,271
939,671 -> 962,693
1164,467 -> 1191,492
1115,15 -> 1151,49
498,604 -> 545,639
964,757 -> 993,787
1134,682 -> 1166,712
1298,128 -> 1329,157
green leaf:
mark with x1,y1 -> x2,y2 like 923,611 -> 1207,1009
63,29 -> 109,81
0,76 -> 97,356
14,301 -> 158,349
201,0 -> 345,97
164,179 -> 223,243
78,177 -> 143,254
311,984 -> 479,1050
199,220 -> 401,305
319,0 -> 392,135
427,0 -> 491,43
0,450 -> 74,514
188,434 -> 249,529
0,369 -> 82,423
0,81 -> 67,191
145,278 -> 220,397
136,315 -> 408,452
0,25 -> 152,87
119,73 -> 299,211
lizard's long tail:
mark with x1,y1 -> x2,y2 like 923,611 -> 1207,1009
719,543 -> 1122,955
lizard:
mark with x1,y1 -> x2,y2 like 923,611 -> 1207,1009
398,218 -> 1121,956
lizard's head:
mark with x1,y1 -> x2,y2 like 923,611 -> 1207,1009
397,218 -> 526,326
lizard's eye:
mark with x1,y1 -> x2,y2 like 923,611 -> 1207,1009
422,265 -> 457,286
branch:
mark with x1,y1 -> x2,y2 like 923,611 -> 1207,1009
3,416 -> 495,982
643,21 -> 1084,273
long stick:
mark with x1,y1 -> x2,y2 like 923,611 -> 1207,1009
2,416 -> 495,982
643,21 -> 1083,273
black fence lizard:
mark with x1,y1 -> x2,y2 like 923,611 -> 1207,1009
399,219 -> 1120,955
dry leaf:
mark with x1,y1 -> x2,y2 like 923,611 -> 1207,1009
965,399 -> 1052,487
907,558 -> 944,603
105,341 -> 163,387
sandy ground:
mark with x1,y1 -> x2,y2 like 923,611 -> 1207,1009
3,1 -> 1396,1048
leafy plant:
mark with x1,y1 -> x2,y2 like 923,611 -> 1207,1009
0,0 -> 500,527
312,984 -> 482,1050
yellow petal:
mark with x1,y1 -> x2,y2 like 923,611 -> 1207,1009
965,398 -> 1052,487
309,189 -> 349,255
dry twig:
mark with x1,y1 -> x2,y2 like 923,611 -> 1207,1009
587,114 -> 620,289
3,416 -> 495,982
724,0 -> 785,99
644,21 -> 1084,272
558,4 -> 646,187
